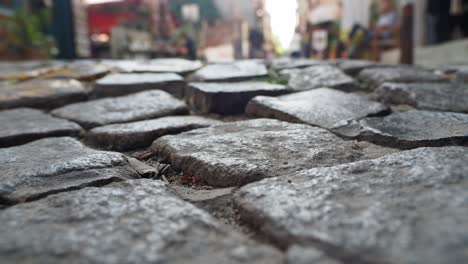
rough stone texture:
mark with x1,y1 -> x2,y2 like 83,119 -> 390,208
357,67 -> 448,90
0,179 -> 283,264
87,116 -> 222,151
151,119 -> 396,187
93,73 -> 186,98
0,108 -> 82,148
41,61 -> 114,81
0,61 -> 64,81
186,82 -> 290,115
52,90 -> 188,128
0,78 -> 88,110
0,137 -> 141,204
246,88 -> 389,129
336,59 -> 384,77
234,147 -> 468,264
270,58 -> 331,70
287,65 -> 357,92
375,82 -> 468,113
287,246 -> 343,264
113,58 -> 203,74
190,60 -> 268,82
332,110 -> 468,148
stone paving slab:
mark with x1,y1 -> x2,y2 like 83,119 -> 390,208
332,110 -> 468,148
0,179 -> 283,264
287,65 -> 357,92
375,82 -> 468,113
52,90 -> 188,128
0,137 -> 141,204
0,78 -> 88,110
186,82 -> 290,115
42,61 -> 114,81
113,58 -> 203,74
287,246 -> 343,264
87,116 -> 222,151
151,119 -> 397,187
93,73 -> 185,98
234,147 -> 468,264
0,108 -> 82,148
357,66 -> 448,90
336,59 -> 386,77
190,60 -> 268,82
0,61 -> 64,81
246,88 -> 389,129
270,58 -> 332,70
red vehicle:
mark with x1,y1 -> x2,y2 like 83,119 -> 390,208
87,0 -> 145,55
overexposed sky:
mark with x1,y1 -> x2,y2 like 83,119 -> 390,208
265,0 -> 298,50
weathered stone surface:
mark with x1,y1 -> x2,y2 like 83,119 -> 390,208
270,58 -> 331,70
234,147 -> 468,264
93,73 -> 185,98
113,58 -> 203,74
332,110 -> 468,148
87,116 -> 222,151
151,119 -> 396,187
287,65 -> 357,92
246,88 -> 388,129
0,108 -> 82,148
0,137 -> 140,204
0,78 -> 88,110
357,67 -> 448,90
186,82 -> 290,115
287,246 -> 343,264
336,59 -> 384,76
190,60 -> 268,82
52,90 -> 188,128
0,179 -> 283,264
0,61 -> 64,81
44,61 -> 113,81
375,82 -> 468,113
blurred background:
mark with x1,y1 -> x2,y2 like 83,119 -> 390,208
0,0 -> 467,65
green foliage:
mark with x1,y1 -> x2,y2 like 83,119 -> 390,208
256,68 -> 290,85
168,0 -> 220,25
1,8 -> 55,58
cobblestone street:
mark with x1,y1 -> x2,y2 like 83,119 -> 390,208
0,58 -> 467,264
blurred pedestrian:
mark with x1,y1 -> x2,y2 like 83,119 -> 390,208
184,33 -> 197,60
290,28 -> 302,58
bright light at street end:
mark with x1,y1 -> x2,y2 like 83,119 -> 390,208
266,0 -> 298,51
84,0 -> 121,4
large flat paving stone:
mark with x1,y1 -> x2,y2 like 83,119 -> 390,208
52,90 -> 188,128
113,58 -> 203,74
234,147 -> 468,264
0,108 -> 82,148
246,88 -> 388,129
0,179 -> 283,264
87,116 -> 222,151
190,60 -> 268,82
151,119 -> 397,187
357,67 -> 448,90
93,73 -> 185,98
0,61 -> 63,81
0,78 -> 88,110
332,110 -> 468,148
375,82 -> 468,113
336,59 -> 385,76
270,58 -> 331,70
0,137 -> 141,204
186,82 -> 289,115
287,246 -> 343,264
287,65 -> 356,92
40,61 -> 114,81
